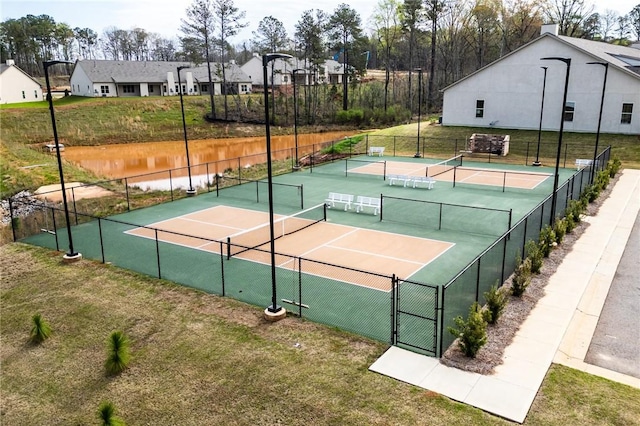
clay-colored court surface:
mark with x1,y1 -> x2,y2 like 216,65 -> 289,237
350,160 -> 551,189
127,205 -> 454,291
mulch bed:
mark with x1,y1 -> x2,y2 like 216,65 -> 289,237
440,173 -> 620,374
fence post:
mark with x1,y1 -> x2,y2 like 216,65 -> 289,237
155,229 -> 161,279
502,171 -> 506,192
438,287 -> 445,357
169,170 -> 174,202
563,142 -> 568,168
298,257 -> 303,318
219,241 -> 225,297
98,218 -> 105,263
52,207 -> 59,251
475,259 -> 481,302
525,141 -> 530,165
8,197 -> 16,242
206,163 -> 211,193
71,187 -> 79,224
390,274 -> 397,345
300,184 -> 304,210
522,216 -> 528,257
501,236 -> 508,283
124,178 -> 131,211
438,203 -> 443,230
379,194 -> 383,222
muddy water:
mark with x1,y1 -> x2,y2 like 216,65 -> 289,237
63,131 -> 355,181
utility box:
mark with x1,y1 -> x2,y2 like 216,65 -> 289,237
468,134 -> 510,156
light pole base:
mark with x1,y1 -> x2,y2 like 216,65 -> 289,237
186,188 -> 197,197
413,153 -> 422,158
532,161 -> 542,167
293,164 -> 301,171
264,306 -> 286,322
62,252 -> 82,263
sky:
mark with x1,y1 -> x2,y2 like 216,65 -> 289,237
1,0 -> 637,46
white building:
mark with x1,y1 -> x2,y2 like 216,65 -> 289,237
0,60 -> 43,104
70,60 -> 252,98
442,25 -> 640,135
240,55 -> 347,89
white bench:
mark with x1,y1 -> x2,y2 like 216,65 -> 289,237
410,176 -> 436,189
355,195 -> 381,215
388,174 -> 412,187
368,146 -> 385,157
325,192 -> 353,211
575,159 -> 596,170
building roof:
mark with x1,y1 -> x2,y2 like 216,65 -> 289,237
73,60 -> 251,84
0,63 -> 42,86
442,33 -> 640,92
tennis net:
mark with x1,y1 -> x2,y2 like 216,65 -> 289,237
425,155 -> 463,177
226,203 -> 326,258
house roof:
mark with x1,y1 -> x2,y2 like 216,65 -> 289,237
73,60 -> 251,84
0,63 -> 42,86
442,33 -> 640,92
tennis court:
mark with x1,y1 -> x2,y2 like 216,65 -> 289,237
126,204 -> 454,291
348,156 -> 551,189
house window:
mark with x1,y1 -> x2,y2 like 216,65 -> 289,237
241,84 -> 248,92
475,100 -> 484,118
122,85 -> 135,93
193,85 -> 197,93
100,85 -> 110,94
149,85 -> 154,93
34,90 -> 38,99
621,103 -> 633,124
22,91 -> 25,99
201,84 -> 208,92
564,101 -> 575,122
283,75 -> 289,83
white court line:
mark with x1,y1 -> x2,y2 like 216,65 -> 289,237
297,228 -> 360,258
124,231 -> 223,253
178,216 -> 245,232
324,243 -> 425,266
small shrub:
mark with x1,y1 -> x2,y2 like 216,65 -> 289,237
525,240 -> 544,274
105,331 -> 130,376
483,283 -> 508,325
554,218 -> 567,245
595,169 -> 610,190
584,184 -> 600,203
566,199 -> 585,229
511,256 -> 532,297
29,313 -> 51,344
98,401 -> 125,426
447,302 -> 487,358
539,225 -> 556,257
608,157 -> 621,178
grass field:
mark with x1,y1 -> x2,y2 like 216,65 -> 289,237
2,243 -> 639,425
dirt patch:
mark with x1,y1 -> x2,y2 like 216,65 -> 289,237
440,173 -> 620,374
34,182 -> 114,203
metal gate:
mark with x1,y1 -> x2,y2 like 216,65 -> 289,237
392,277 -> 439,356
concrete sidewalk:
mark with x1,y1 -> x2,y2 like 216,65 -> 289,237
370,169 -> 640,423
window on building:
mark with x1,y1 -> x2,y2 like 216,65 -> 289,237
193,85 -> 197,93
201,84 -> 208,92
283,75 -> 289,83
475,100 -> 484,118
564,101 -> 575,122
621,103 -> 633,124
100,85 -> 110,94
34,90 -> 38,99
241,84 -> 248,92
123,85 -> 135,93
149,85 -> 154,93
22,91 -> 25,99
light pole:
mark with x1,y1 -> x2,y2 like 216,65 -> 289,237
292,68 -> 304,170
263,53 -> 293,321
414,68 -> 423,158
177,65 -> 196,196
532,66 -> 548,166
44,60 -> 82,262
541,57 -> 571,227
587,61 -> 608,185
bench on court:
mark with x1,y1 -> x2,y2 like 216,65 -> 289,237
388,174 -> 412,187
368,146 -> 385,157
575,158 -> 596,170
325,192 -> 354,211
410,176 -> 436,189
355,195 -> 381,215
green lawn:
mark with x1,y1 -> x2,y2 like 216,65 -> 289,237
1,243 -> 638,425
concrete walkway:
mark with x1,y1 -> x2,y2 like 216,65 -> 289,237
370,169 -> 640,423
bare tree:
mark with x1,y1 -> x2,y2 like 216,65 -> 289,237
399,0 -> 425,112
545,0 -> 595,37
295,9 -> 328,123
425,0 -> 447,112
180,0 -> 217,119
372,0 -> 402,111
628,4 -> 640,41
254,16 -> 289,121
213,0 -> 247,120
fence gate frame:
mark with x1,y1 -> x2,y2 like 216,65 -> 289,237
391,276 -> 440,356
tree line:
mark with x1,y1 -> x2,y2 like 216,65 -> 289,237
1,0 -> 638,116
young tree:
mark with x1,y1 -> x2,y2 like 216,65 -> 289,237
546,0 -> 595,37
295,9 -> 328,123
372,0 -> 402,111
399,0 -> 425,112
253,16 -> 288,121
425,0 -> 446,111
180,0 -> 217,119
213,0 -> 248,120
74,27 -> 98,59
327,4 -> 364,111
629,5 -> 640,41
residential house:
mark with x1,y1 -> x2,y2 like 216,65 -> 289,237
0,60 -> 43,104
70,60 -> 252,98
441,24 -> 640,135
